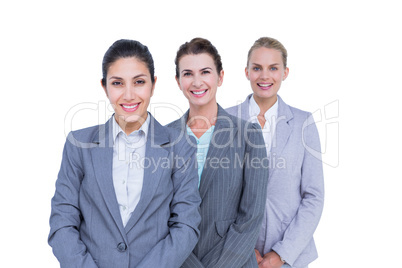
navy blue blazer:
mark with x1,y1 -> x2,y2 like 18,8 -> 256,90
49,114 -> 201,268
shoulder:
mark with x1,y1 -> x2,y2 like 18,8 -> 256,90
62,124 -> 105,152
165,118 -> 183,131
280,99 -> 321,144
225,94 -> 251,119
163,124 -> 187,142
289,105 -> 311,119
160,119 -> 197,153
289,106 -> 313,130
220,106 -> 260,132
225,103 -> 241,117
68,124 -> 101,143
279,97 -> 314,126
59,124 -> 105,166
64,118 -> 112,149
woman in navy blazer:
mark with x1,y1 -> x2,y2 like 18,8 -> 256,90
226,37 -> 324,268
48,39 -> 201,268
168,38 -> 269,268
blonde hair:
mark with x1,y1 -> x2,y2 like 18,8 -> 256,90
247,37 -> 288,68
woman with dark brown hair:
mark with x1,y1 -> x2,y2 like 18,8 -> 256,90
168,37 -> 268,268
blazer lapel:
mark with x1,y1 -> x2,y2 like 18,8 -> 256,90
91,118 -> 127,238
239,95 -> 293,179
199,105 -> 237,199
269,96 -> 293,179
124,115 -> 170,233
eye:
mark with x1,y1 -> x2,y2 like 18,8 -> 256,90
135,79 -> 145,84
270,67 -> 278,71
183,72 -> 192,77
253,67 -> 261,71
201,70 -> 210,75
111,81 -> 122,86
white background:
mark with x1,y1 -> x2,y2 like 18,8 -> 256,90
1,0 -> 401,267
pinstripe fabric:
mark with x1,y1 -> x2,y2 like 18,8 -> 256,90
167,104 -> 268,268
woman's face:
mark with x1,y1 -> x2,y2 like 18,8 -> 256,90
246,47 -> 289,102
102,57 -> 155,130
176,53 -> 223,109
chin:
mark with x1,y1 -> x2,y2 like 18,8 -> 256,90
115,112 -> 142,121
256,90 -> 277,98
189,98 -> 204,105
128,113 -> 148,120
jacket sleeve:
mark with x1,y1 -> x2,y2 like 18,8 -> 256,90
271,113 -> 325,266
48,133 -> 98,268
201,123 -> 268,268
136,136 -> 202,268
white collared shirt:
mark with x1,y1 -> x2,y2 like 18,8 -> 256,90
112,114 -> 150,227
249,95 -> 278,156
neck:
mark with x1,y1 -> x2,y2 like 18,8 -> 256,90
254,94 -> 278,115
115,113 -> 147,135
188,101 -> 218,130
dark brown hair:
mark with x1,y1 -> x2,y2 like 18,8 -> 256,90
175,37 -> 223,77
102,39 -> 155,86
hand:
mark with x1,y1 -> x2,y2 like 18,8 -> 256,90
258,251 -> 285,268
255,249 -> 263,264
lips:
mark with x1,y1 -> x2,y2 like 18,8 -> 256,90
120,103 -> 140,112
191,89 -> 208,97
257,83 -> 273,90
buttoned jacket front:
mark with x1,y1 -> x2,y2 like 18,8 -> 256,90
49,114 -> 201,268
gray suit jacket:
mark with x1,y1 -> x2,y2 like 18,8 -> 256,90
49,114 -> 201,268
167,104 -> 268,268
226,95 -> 324,267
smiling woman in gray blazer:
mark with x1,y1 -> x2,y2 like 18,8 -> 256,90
48,39 -> 201,268
168,38 -> 269,268
226,37 -> 325,268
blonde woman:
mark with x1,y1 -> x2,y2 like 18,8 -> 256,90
226,37 -> 324,268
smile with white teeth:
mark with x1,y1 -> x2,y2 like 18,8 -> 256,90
192,90 -> 207,95
122,104 -> 139,109
258,83 -> 273,87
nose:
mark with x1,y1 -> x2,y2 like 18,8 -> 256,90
261,69 -> 270,80
192,74 -> 203,88
123,85 -> 135,100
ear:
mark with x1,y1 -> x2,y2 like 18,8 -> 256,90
151,76 -> 157,97
101,79 -> 108,97
175,76 -> 182,91
217,70 -> 224,87
245,67 -> 250,80
283,67 -> 289,81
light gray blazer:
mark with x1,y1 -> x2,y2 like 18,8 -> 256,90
167,104 -> 269,268
226,95 -> 324,267
49,114 -> 201,268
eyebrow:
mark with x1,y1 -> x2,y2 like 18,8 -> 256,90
251,63 -> 280,67
181,67 -> 213,73
108,74 -> 147,80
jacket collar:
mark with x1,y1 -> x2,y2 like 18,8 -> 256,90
240,94 -> 293,122
171,104 -> 237,198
